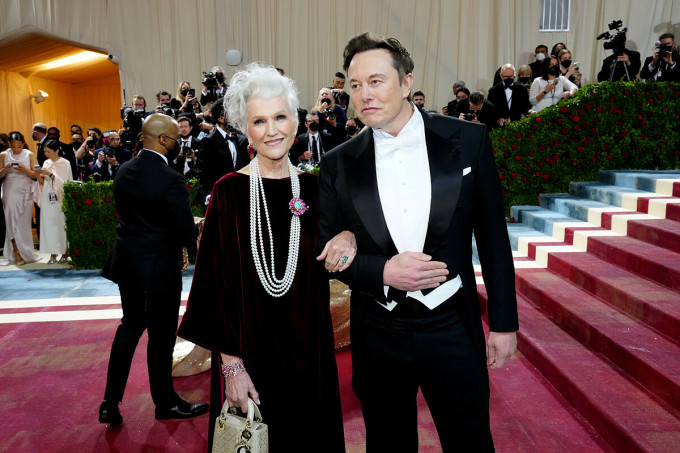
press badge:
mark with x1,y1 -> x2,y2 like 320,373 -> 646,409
48,192 -> 58,204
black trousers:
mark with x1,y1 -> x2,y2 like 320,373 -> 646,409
351,292 -> 494,453
103,281 -> 181,409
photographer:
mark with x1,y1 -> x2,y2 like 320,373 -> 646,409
155,91 -> 180,117
170,116 -> 200,179
90,131 -> 131,181
597,21 -> 641,82
176,81 -> 200,113
454,91 -> 499,129
200,66 -> 226,105
442,81 -> 466,116
641,33 -> 680,82
558,49 -> 583,87
311,87 -> 347,137
530,63 -> 578,112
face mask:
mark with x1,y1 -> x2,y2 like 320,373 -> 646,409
503,78 -> 513,88
561,59 -> 572,69
32,133 -> 38,141
536,52 -> 546,61
346,126 -> 357,135
72,141 -> 83,149
321,98 -> 332,106
309,122 -> 320,132
548,65 -> 561,77
181,89 -> 189,97
519,77 -> 531,84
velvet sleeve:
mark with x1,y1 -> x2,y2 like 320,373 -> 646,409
177,176 -> 245,356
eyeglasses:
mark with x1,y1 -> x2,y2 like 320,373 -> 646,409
162,135 -> 180,147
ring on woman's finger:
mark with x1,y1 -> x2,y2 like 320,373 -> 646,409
342,255 -> 348,264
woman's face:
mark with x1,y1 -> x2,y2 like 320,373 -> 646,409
318,88 -> 333,102
9,140 -> 23,154
181,82 -> 191,91
246,96 -> 296,163
44,146 -> 58,161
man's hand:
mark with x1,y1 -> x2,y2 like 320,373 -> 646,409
317,230 -> 357,273
383,252 -> 448,292
97,152 -> 106,162
618,53 -> 631,66
441,106 -> 449,115
663,51 -> 674,65
486,331 -> 517,369
300,150 -> 313,162
106,155 -> 118,166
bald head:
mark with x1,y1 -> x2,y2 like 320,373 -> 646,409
142,113 -> 180,156
32,122 -> 47,140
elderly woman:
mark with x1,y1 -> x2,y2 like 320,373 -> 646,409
178,63 -> 349,451
311,87 -> 347,134
529,63 -> 579,112
36,139 -> 72,264
0,131 -> 39,266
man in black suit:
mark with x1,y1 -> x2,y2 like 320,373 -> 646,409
99,113 -> 208,424
196,100 -> 248,210
487,64 -> 532,127
454,91 -> 499,130
46,127 -> 77,179
529,44 -> 549,81
318,32 -> 518,452
292,113 -> 339,166
597,47 -> 641,82
171,116 -> 201,178
640,33 -> 680,82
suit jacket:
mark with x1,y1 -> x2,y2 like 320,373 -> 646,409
487,82 -> 531,123
197,128 -> 248,204
292,131 -> 338,165
318,111 -> 518,370
453,98 -> 499,130
597,49 -> 641,82
639,53 -> 680,82
102,150 -> 198,292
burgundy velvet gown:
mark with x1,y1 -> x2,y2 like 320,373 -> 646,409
178,171 -> 345,452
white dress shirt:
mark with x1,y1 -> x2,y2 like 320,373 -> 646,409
216,125 -> 237,166
374,106 -> 461,310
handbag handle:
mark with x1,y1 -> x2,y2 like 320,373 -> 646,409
228,398 -> 263,423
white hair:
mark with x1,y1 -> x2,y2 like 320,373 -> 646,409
223,63 -> 299,134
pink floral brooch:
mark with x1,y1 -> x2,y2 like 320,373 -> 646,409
289,197 -> 308,216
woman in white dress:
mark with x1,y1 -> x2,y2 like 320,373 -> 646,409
36,139 -> 71,264
0,131 -> 39,266
529,63 -> 579,113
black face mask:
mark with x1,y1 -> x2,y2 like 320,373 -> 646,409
503,78 -> 514,88
309,122 -> 320,132
72,141 -> 83,149
346,126 -> 357,135
561,59 -> 572,69
321,98 -> 332,107
164,138 -> 180,161
32,133 -> 38,141
519,77 -> 531,84
548,65 -> 561,77
181,89 -> 189,97
215,72 -> 225,83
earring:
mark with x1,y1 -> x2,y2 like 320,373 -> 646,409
247,145 -> 255,154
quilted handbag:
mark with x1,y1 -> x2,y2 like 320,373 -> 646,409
212,398 -> 268,453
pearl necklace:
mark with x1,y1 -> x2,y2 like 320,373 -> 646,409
249,156 -> 302,297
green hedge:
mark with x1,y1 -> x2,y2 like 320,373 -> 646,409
63,178 -> 202,269
490,81 -> 680,215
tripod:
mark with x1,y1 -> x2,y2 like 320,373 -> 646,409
608,53 -> 632,82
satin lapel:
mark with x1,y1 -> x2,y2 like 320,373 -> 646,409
346,131 -> 395,255
422,115 -> 463,255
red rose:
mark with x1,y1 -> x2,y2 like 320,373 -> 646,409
71,192 -> 76,198
647,98 -> 654,104
585,104 -> 592,110
578,109 -> 584,114
560,128 -> 569,135
499,174 -> 505,180
572,115 -> 580,122
529,151 -> 534,157
597,107 -> 604,114
640,134 -> 646,140
622,152 -> 630,158
514,155 -> 521,161
657,93 -> 663,100
104,196 -> 111,202
114,210 -> 118,217
509,217 -> 516,223
511,173 -> 517,179
591,157 -> 597,162
535,117 -> 543,123
636,114 -> 643,120
641,121 -> 647,127
503,152 -> 510,158
500,137 -> 506,143
512,144 -> 518,150
493,149 -> 499,154
606,155 -> 612,160
74,249 -> 81,257
94,238 -> 102,245
560,107 -> 569,114
187,185 -> 193,191
522,177 -> 528,183
624,91 -> 630,96
535,171 -> 542,177
85,198 -> 92,205
577,146 -> 585,153
543,174 -> 550,179
89,220 -> 95,227
81,225 -> 88,231
530,125 -> 537,131
516,133 -> 522,140
621,130 -> 628,137
573,125 -> 580,131
76,201 -> 82,208
104,218 -> 111,223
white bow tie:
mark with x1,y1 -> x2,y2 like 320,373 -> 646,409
375,127 -> 421,157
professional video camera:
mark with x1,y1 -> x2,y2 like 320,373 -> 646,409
120,106 -> 145,149
596,19 -> 628,57
202,71 -> 218,87
319,99 -> 336,121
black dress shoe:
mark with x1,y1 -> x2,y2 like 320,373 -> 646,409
155,398 -> 209,420
99,400 -> 123,424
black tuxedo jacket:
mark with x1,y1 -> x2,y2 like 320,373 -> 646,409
197,128 -> 248,202
597,49 -> 641,82
292,131 -> 338,164
318,111 -> 518,368
487,82 -> 531,122
640,54 -> 680,82
102,150 -> 198,292
453,98 -> 499,130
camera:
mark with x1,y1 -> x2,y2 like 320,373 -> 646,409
203,72 -> 217,87
104,148 -> 115,158
322,108 -> 336,121
463,112 -> 476,121
187,88 -> 195,97
597,19 -> 627,56
86,137 -> 96,149
657,42 -> 673,59
608,19 -> 623,30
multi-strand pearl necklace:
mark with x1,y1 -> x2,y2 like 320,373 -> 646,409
249,156 -> 307,297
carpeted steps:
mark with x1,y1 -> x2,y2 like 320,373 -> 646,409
481,170 -> 680,452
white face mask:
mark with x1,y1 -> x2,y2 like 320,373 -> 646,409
536,52 -> 546,61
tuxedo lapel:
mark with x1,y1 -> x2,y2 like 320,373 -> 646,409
346,131 -> 396,255
421,113 -> 463,256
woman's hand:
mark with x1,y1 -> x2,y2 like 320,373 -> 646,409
317,230 -> 357,273
224,372 -> 260,413
544,79 -> 557,92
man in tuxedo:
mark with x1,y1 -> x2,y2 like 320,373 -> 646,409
597,47 -> 641,82
293,113 -> 338,166
196,100 -> 248,209
318,32 -> 518,452
171,116 -> 201,178
640,33 -> 680,82
91,131 -> 132,182
454,91 -> 499,130
99,113 -> 208,424
487,64 -> 532,127
442,80 -> 466,116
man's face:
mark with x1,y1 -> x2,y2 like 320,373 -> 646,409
660,37 -> 675,49
306,115 -> 319,131
47,129 -> 60,140
71,126 -> 82,135
108,132 -> 122,147
535,46 -> 548,58
133,98 -> 146,110
158,94 -> 171,105
501,68 -> 515,82
348,49 -> 413,135
333,77 -> 345,89
179,121 -> 192,137
413,95 -> 425,106
71,133 -> 83,145
456,91 -> 468,101
470,102 -> 483,113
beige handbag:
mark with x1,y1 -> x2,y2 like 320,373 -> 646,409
212,398 -> 268,453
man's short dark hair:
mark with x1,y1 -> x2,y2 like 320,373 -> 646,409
47,127 -> 60,134
535,44 -> 548,53
413,91 -> 425,98
156,90 -> 172,101
211,98 -> 225,122
338,92 -> 350,104
70,124 -> 82,131
458,88 -> 471,98
177,116 -> 192,126
469,91 -> 485,106
342,32 -> 414,83
659,33 -> 675,41
334,72 -> 345,79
